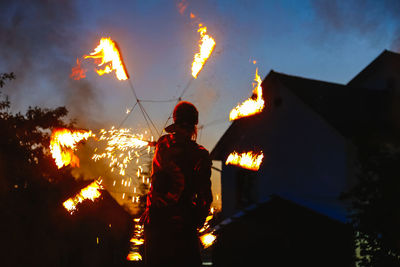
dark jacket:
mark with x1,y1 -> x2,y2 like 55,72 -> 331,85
143,134 -> 212,267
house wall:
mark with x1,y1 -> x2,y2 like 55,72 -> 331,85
221,77 -> 352,221
220,163 -> 238,218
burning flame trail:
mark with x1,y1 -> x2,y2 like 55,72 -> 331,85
127,218 -> 144,261
78,37 -> 129,81
200,233 -> 217,249
92,127 -> 153,176
191,24 -> 216,79
229,68 -> 265,120
126,252 -> 142,262
198,209 -> 217,248
50,128 -> 93,169
63,180 -> 103,214
226,151 -> 264,171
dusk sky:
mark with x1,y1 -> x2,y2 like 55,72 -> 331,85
1,0 -> 399,151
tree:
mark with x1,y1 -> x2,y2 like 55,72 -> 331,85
0,73 -> 79,265
342,142 -> 400,266
0,73 -> 74,193
0,73 -> 134,266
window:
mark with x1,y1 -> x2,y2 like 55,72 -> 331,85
235,168 -> 257,209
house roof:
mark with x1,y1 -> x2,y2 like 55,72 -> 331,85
213,194 -> 347,231
211,68 -> 392,160
274,71 -> 391,135
211,195 -> 353,266
348,49 -> 400,87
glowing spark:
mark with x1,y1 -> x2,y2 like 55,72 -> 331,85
229,68 -> 265,121
92,128 -> 151,176
191,24 -> 216,79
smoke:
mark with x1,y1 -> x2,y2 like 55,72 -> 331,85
71,140 -> 111,181
65,79 -> 104,128
0,0 -> 99,125
176,0 -> 188,15
309,0 -> 400,51
192,80 -> 219,121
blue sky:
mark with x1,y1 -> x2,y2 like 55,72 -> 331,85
0,0 -> 399,151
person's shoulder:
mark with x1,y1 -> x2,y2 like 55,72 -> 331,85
196,144 -> 209,153
157,134 -> 173,144
154,134 -> 174,150
194,142 -> 210,158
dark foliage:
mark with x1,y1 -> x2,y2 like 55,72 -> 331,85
0,72 -> 15,88
342,142 -> 400,266
0,73 -> 134,266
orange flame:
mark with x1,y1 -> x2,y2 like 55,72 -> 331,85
84,37 -> 129,81
198,209 -> 217,248
63,180 -> 103,214
226,151 -> 264,171
129,237 -> 144,246
200,232 -> 217,249
191,24 -> 216,79
126,252 -> 142,261
229,68 -> 265,120
50,128 -> 92,169
127,218 -> 144,261
70,58 -> 87,80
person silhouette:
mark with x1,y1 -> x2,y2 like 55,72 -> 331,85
141,101 -> 212,267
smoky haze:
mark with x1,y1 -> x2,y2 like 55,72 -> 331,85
0,0 -> 100,126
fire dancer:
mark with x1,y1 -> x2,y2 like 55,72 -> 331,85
141,101 -> 212,267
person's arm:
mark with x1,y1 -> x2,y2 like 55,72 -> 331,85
193,150 -> 213,227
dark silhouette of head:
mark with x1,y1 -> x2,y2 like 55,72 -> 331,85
165,101 -> 199,139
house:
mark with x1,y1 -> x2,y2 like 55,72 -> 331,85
1,176 -> 136,267
211,195 -> 354,267
59,179 -> 135,266
211,50 -> 400,222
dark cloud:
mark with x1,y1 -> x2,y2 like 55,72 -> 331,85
310,0 -> 400,50
0,0 -> 98,124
